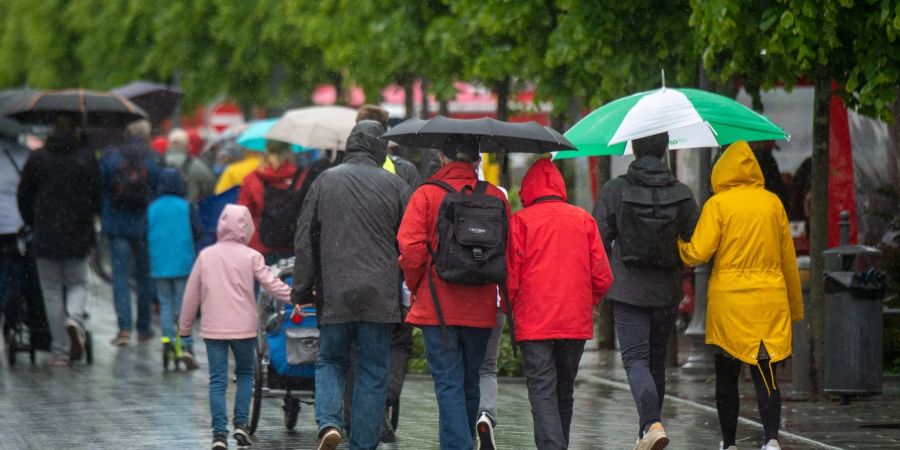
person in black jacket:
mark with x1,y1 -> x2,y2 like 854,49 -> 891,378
593,132 -> 699,450
292,120 -> 411,450
17,113 -> 102,366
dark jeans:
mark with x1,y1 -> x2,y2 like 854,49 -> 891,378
715,354 -> 781,447
520,339 -> 586,450
421,325 -> 492,450
109,237 -> 155,335
612,300 -> 678,436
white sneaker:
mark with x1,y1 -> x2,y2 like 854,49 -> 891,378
475,412 -> 496,450
761,440 -> 781,450
720,442 -> 738,450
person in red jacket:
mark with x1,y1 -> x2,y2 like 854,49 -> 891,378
398,135 -> 509,450
506,158 -> 613,450
237,141 -> 301,263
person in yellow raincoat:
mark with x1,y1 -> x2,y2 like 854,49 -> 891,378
678,141 -> 802,450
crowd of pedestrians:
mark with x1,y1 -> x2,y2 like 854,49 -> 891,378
0,104 -> 804,450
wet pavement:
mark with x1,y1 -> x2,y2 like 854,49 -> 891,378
1,270 -> 898,449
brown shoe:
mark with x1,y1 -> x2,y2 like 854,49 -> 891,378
638,422 -> 669,450
110,331 -> 130,347
316,427 -> 341,450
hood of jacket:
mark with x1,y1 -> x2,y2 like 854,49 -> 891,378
44,133 -> 80,154
256,160 -> 298,184
217,204 -> 254,244
711,140 -> 764,194
626,156 -> 678,187
158,167 -> 186,197
344,120 -> 386,165
520,158 -> 567,207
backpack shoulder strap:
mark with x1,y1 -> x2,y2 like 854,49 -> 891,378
422,180 -> 456,193
473,180 -> 489,195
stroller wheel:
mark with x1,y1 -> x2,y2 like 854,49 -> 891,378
284,398 -> 300,430
29,346 -> 36,365
84,332 -> 93,365
6,348 -> 14,367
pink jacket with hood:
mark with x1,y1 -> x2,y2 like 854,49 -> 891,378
179,204 -> 292,339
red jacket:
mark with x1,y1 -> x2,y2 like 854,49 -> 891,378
399,162 -> 510,329
237,161 -> 302,255
507,158 -> 613,341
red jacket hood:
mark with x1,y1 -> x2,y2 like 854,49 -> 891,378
255,161 -> 298,185
520,158 -> 567,207
428,161 -> 478,182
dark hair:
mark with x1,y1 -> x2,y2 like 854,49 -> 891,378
356,105 -> 390,127
632,132 -> 669,159
441,134 -> 480,163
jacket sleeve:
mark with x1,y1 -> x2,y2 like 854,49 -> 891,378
292,178 -> 321,304
254,252 -> 292,303
593,183 -> 616,254
15,152 -> 39,227
397,188 -> 431,295
237,174 -> 261,219
678,198 -> 721,266
179,253 -> 203,336
588,215 -> 614,304
779,207 -> 804,321
505,214 -> 525,310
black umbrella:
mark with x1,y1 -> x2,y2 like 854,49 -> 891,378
380,116 -> 577,153
0,117 -> 27,138
111,81 -> 182,125
0,89 -> 148,128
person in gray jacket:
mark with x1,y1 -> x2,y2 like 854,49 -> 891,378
593,132 -> 699,450
292,120 -> 411,450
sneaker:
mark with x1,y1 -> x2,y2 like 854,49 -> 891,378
476,412 -> 496,450
380,408 -> 396,443
66,319 -> 85,361
48,354 -> 70,366
761,440 -> 781,450
212,433 -> 228,449
138,331 -> 154,344
637,422 -> 669,450
233,424 -> 252,447
316,427 -> 341,450
181,351 -> 200,370
720,443 -> 738,450
110,331 -> 130,347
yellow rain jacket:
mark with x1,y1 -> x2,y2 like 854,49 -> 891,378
679,141 -> 803,365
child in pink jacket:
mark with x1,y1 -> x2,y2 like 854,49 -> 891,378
179,204 -> 294,449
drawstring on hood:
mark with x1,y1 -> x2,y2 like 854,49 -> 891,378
217,204 -> 255,244
520,158 -> 567,207
345,120 -> 387,165
711,140 -> 764,194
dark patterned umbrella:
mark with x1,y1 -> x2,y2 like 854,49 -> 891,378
0,117 -> 27,138
111,81 -> 182,125
380,116 -> 576,153
0,89 -> 148,128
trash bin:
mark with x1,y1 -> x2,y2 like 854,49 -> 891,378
823,245 -> 887,399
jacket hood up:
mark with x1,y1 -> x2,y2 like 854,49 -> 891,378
344,120 -> 386,165
158,167 -> 186,197
711,140 -> 764,194
44,133 -> 80,154
520,158 -> 567,207
217,204 -> 254,244
626,156 -> 678,187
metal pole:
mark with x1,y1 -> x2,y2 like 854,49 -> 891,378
839,210 -> 850,246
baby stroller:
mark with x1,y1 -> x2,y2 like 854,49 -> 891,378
249,258 -> 318,435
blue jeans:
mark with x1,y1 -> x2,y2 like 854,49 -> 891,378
612,300 -> 678,437
109,237 -> 155,335
155,277 -> 190,347
422,326 -> 492,450
205,338 -> 256,436
316,321 -> 392,450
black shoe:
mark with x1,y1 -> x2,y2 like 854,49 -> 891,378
380,408 -> 397,443
233,424 -> 252,447
212,434 -> 228,449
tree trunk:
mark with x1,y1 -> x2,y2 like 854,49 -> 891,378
331,71 -> 345,106
403,79 -> 414,119
808,70 -> 831,400
420,78 -> 430,119
495,78 -> 511,187
439,99 -> 449,116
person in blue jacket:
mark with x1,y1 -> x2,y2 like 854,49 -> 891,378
147,168 -> 202,369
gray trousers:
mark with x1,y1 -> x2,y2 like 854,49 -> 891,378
478,311 -> 504,423
520,339 -> 586,450
35,257 -> 88,356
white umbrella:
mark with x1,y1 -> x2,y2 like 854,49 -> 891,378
267,106 -> 358,150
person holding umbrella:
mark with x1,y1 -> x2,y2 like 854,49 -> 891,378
678,141 -> 803,450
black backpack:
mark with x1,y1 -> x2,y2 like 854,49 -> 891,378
111,153 -> 152,212
424,180 -> 516,351
617,174 -> 693,269
258,169 -> 305,249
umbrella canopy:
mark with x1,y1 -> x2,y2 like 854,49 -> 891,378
267,106 -> 357,150
380,116 -> 576,153
0,89 -> 148,128
553,87 -> 788,159
236,119 -> 309,153
0,117 -> 27,138
111,81 -> 182,125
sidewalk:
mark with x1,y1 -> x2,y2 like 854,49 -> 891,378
0,270 -> 897,448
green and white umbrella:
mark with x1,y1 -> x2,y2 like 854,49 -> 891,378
553,87 -> 789,159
